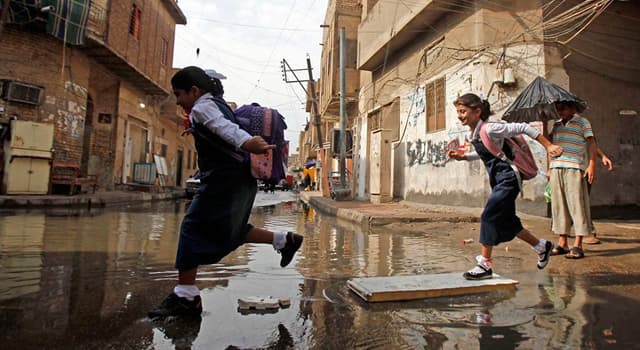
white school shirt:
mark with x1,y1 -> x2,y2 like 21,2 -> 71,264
465,120 -> 540,161
189,93 -> 252,148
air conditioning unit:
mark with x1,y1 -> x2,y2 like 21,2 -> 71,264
331,129 -> 353,158
2,81 -> 45,106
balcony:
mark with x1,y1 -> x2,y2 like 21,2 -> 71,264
83,2 -> 171,96
358,0 -> 455,71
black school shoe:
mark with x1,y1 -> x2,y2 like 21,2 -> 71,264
537,240 -> 554,270
148,293 -> 202,319
279,232 -> 303,267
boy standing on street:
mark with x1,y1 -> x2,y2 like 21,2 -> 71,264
549,101 -> 598,259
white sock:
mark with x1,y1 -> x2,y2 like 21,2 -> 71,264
533,239 -> 547,254
174,284 -> 200,300
272,231 -> 288,250
476,255 -> 492,269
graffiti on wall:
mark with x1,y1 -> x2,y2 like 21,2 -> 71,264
406,125 -> 472,168
406,139 -> 461,167
406,139 -> 425,166
406,87 -> 425,127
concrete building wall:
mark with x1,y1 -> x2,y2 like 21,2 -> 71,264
355,2 -> 553,213
558,0 -> 640,215
353,0 -> 639,215
399,45 -> 547,211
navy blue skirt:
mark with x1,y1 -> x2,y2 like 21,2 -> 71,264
479,170 -> 523,246
175,171 -> 257,270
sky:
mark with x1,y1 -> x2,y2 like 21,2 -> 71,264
172,0 -> 330,153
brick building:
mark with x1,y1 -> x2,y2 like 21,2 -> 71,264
0,0 -> 196,194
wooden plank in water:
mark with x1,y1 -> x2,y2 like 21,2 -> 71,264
347,273 -> 518,302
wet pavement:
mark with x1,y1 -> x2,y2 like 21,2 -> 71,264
0,192 -> 639,349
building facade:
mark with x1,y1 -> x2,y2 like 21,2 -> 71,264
302,0 -> 361,197
352,0 -> 639,215
0,0 -> 196,194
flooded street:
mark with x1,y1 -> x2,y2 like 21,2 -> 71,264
1,193 -> 638,349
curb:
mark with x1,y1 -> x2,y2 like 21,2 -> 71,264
0,191 -> 184,209
302,193 -> 479,227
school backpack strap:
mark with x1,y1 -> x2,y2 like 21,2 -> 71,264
479,122 -> 508,162
479,122 -> 524,192
210,96 -> 238,123
188,97 -> 246,163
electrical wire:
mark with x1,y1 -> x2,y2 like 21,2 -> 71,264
246,0 -> 298,101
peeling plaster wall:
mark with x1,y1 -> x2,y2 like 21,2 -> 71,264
0,28 -> 90,163
356,41 -> 549,213
399,45 -> 548,213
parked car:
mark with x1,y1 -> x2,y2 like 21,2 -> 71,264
185,172 -> 201,199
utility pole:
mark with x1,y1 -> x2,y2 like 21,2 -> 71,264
339,27 -> 347,187
281,58 -> 322,148
306,58 -> 323,149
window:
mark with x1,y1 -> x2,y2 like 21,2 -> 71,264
160,38 -> 168,66
160,144 -> 167,157
426,77 -> 446,132
129,5 -> 142,40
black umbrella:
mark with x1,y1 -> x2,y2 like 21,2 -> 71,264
502,76 -> 587,123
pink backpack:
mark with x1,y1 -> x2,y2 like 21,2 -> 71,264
479,123 -> 538,181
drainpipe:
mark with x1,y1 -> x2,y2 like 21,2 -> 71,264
339,27 -> 346,187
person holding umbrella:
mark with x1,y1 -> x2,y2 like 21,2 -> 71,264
448,93 -> 563,280
503,76 -> 610,248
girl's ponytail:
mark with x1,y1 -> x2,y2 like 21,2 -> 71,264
209,77 -> 224,97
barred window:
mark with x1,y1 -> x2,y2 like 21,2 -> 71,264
129,5 -> 142,40
426,77 -> 446,132
160,38 -> 168,66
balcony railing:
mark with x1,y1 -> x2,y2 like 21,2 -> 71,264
86,2 -> 107,41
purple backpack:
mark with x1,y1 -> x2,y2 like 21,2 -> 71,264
234,103 -> 288,185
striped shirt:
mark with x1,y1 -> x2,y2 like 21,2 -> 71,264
550,115 -> 593,170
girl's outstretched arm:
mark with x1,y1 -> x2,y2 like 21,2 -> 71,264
535,133 -> 563,158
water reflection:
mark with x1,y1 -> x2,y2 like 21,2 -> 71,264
0,198 -> 637,349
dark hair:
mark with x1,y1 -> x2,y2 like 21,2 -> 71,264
453,93 -> 492,121
554,100 -> 576,110
171,66 -> 224,97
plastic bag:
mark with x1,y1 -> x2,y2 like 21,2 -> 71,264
544,182 -> 552,203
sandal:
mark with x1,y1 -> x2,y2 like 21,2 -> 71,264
565,247 -> 585,259
551,246 -> 570,256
